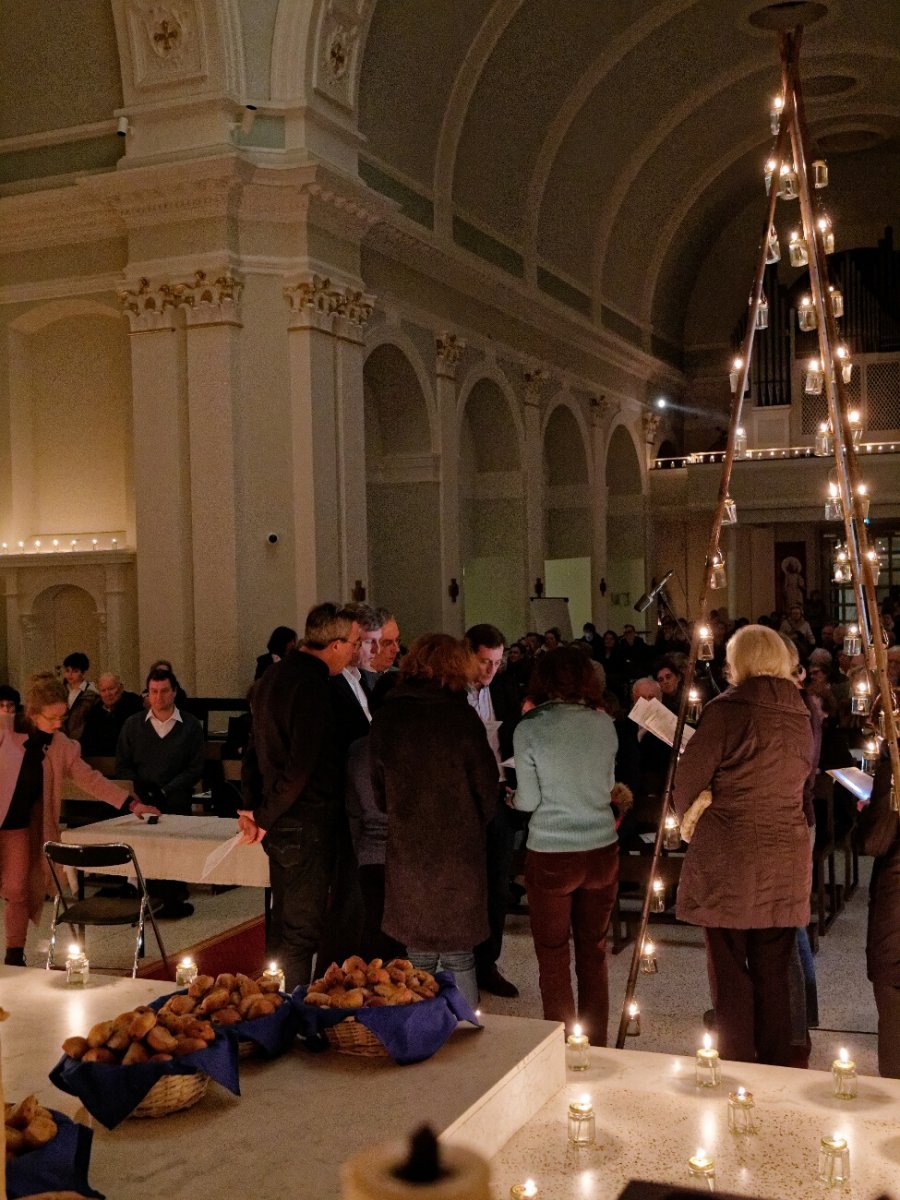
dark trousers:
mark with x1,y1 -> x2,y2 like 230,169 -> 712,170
264,815 -> 334,991
317,810 -> 364,971
704,926 -> 797,1065
474,801 -> 516,975
873,981 -> 900,1078
524,843 -> 619,1044
358,863 -> 405,962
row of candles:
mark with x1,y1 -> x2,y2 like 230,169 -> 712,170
0,537 -> 121,553
537,1022 -> 858,1192
63,946 -> 287,994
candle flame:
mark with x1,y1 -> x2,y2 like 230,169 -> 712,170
579,1093 -> 591,1106
737,1086 -> 746,1098
572,1023 -> 582,1038
732,356 -> 743,370
696,1148 -> 706,1159
68,943 -> 81,957
523,1181 -> 537,1198
628,1001 -> 639,1018
703,1032 -> 712,1051
180,956 -> 195,967
268,960 -> 278,972
644,940 -> 655,955
839,1047 -> 849,1063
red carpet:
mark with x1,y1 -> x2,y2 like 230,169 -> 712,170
137,916 -> 266,982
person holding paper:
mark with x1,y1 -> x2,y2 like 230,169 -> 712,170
672,625 -> 815,1066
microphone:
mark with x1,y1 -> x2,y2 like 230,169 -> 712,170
634,569 -> 675,614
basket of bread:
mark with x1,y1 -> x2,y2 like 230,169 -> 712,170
297,956 -> 473,1060
5,1097 -> 103,1199
50,1002 -> 240,1128
157,971 -> 294,1058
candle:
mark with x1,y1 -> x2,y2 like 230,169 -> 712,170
831,1048 -> 857,1099
176,956 -> 198,987
509,1180 -> 538,1200
567,1094 -> 595,1146
695,1032 -> 720,1088
625,1001 -> 641,1037
818,1133 -> 850,1186
566,1023 -> 590,1072
663,813 -> 681,850
727,1087 -> 756,1134
651,877 -> 666,912
843,624 -> 862,656
263,960 -> 285,992
687,688 -> 703,723
697,625 -> 714,661
687,1148 -> 715,1191
65,943 -> 89,987
639,939 -> 658,975
851,679 -> 872,716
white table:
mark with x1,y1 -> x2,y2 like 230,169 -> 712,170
60,813 -> 269,888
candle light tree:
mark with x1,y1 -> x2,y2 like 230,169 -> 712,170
615,20 -> 900,1049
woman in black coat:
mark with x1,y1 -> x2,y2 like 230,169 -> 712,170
369,633 -> 498,1005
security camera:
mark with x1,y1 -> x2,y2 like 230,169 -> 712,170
116,116 -> 129,137
266,532 -> 279,545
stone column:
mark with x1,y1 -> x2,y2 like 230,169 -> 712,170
118,280 -> 196,688
435,333 -> 465,634
523,369 -> 548,609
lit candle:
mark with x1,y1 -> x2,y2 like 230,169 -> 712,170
91,538 -> 98,547
567,1094 -> 595,1146
509,1179 -> 538,1200
651,877 -> 666,912
663,813 -> 681,850
728,1087 -> 756,1135
70,538 -> 77,550
263,960 -> 285,992
566,1022 -> 590,1071
697,625 -> 714,662
687,1148 -> 715,1191
722,496 -> 737,524
831,1048 -> 857,1099
175,955 -> 198,987
728,358 -> 743,394
695,1032 -> 720,1088
34,539 -> 41,550
843,624 -> 862,655
639,939 -> 658,975
687,687 -> 703,723
65,943 -> 89,987
625,1001 -> 641,1037
861,737 -> 880,775
851,678 -> 872,716
818,1133 -> 850,1186
710,551 -> 726,590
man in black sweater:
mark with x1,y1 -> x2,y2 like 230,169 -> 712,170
238,603 -> 361,989
81,672 -> 144,757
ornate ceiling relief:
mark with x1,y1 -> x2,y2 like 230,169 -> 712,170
312,0 -> 375,113
124,0 -> 207,88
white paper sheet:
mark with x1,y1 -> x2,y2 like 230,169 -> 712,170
200,831 -> 243,880
628,696 -> 694,753
827,767 -> 874,803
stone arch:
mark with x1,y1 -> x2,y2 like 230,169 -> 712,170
458,372 -> 527,638
363,341 -> 442,637
605,422 -> 648,633
542,399 -> 593,632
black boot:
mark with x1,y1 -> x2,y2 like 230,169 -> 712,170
4,947 -> 26,967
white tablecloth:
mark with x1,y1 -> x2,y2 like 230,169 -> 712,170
60,814 -> 269,888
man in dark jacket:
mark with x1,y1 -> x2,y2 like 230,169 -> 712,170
239,603 -> 360,990
81,672 -> 143,757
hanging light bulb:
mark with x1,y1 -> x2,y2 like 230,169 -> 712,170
734,425 -> 748,458
723,496 -> 737,525
805,359 -> 824,394
640,939 -> 658,975
698,624 -> 715,660
817,215 -> 835,254
687,686 -> 703,723
865,547 -> 881,585
797,295 -> 817,332
824,480 -> 843,521
729,356 -> 744,394
755,292 -> 769,329
855,482 -> 870,520
813,159 -> 829,189
843,623 -> 862,656
815,421 -> 833,457
848,409 -> 863,445
829,284 -> 844,318
766,224 -> 781,263
861,733 -> 881,775
625,1000 -> 641,1037
836,345 -> 853,384
770,95 -> 784,135
778,161 -> 799,199
789,230 -> 809,267
710,550 -> 727,590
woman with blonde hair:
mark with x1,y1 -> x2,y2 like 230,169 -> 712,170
369,634 -> 498,1004
673,624 -> 816,1064
0,673 -> 159,966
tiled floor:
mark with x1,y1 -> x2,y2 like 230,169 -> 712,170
15,857 -> 880,1075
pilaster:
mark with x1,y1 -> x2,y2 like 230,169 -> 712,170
523,368 -> 549,604
435,332 -> 466,634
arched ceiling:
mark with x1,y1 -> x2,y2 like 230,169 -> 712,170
358,0 -> 900,359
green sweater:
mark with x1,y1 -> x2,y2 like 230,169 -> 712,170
512,701 -> 618,852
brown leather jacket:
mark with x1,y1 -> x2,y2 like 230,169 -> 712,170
673,675 -> 815,929
857,755 -> 900,986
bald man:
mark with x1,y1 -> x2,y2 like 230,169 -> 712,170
80,672 -> 143,757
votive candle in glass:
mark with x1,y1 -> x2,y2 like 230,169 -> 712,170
651,878 -> 666,912
176,956 -> 198,987
263,960 -> 286,992
65,943 -> 89,986
727,1087 -> 756,1134
567,1095 -> 596,1146
687,1148 -> 716,1191
831,1048 -> 857,1099
566,1023 -> 590,1071
663,813 -> 681,850
818,1133 -> 850,1186
509,1180 -> 538,1200
696,1033 -> 721,1088
640,939 -> 658,975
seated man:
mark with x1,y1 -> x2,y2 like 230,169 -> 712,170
80,672 -> 143,758
116,666 -> 205,918
62,652 -> 100,742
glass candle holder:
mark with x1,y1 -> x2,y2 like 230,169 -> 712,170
755,294 -> 769,329
566,1024 -> 590,1072
728,359 -> 743,395
567,1096 -> 596,1146
797,297 -> 817,331
175,956 -> 198,987
818,218 -> 835,254
509,1180 -> 538,1200
788,231 -> 809,267
698,626 -> 714,661
848,411 -> 863,446
650,878 -> 666,913
813,159 -> 829,188
696,1033 -> 721,1088
778,163 -> 799,199
818,1134 -> 850,1186
687,688 -> 703,723
766,225 -> 781,263
769,97 -> 782,136
687,1148 -> 716,1191
832,1049 -> 857,1099
865,549 -> 880,584
854,487 -> 869,519
879,702 -> 900,740
829,285 -> 844,318
625,1002 -> 641,1037
263,961 -> 286,992
805,361 -> 824,394
851,681 -> 872,716
824,485 -> 842,521
710,553 -> 726,590
640,939 -> 658,974
861,737 -> 881,775
734,427 -> 748,458
843,625 -> 862,656
722,496 -> 737,525
66,944 -> 89,987
663,813 -> 681,850
727,1087 -> 757,1134
815,424 -> 832,457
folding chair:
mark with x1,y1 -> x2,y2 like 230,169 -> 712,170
43,841 -> 170,978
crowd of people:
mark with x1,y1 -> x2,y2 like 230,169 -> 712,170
1,588 -> 899,1076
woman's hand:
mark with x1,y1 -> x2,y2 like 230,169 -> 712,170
129,798 -> 161,820
237,810 -> 266,844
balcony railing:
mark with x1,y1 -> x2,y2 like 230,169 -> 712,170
652,439 -> 900,470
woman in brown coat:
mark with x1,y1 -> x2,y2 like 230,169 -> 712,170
673,625 -> 815,1065
369,634 -> 498,1006
0,674 -> 159,966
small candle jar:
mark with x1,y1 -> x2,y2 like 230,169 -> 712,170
687,688 -> 703,723
687,1148 -> 716,1191
855,487 -> 869,519
722,496 -> 737,525
848,411 -> 864,446
778,163 -> 799,199
829,285 -> 844,318
625,1002 -> 641,1037
663,813 -> 681,850
788,231 -> 809,267
813,159 -> 829,188
650,878 -> 666,913
509,1180 -> 538,1200
176,956 -> 198,987
851,681 -> 872,716
831,1049 -> 857,1099
567,1096 -> 596,1146
755,295 -> 769,330
728,1087 -> 757,1135
769,97 -> 782,136
818,218 -> 835,254
566,1024 -> 590,1072
797,296 -> 817,331
733,426 -> 748,458
818,1133 -> 850,1186
805,361 -> 824,394
865,549 -> 880,584
65,944 -> 89,987
766,225 -> 781,263
697,626 -> 714,661
843,625 -> 862,656
824,485 -> 842,522
728,359 -> 743,395
832,549 -> 850,584
695,1034 -> 720,1088
861,737 -> 881,775
815,423 -> 832,457
263,961 -> 286,992
710,553 -> 726,590
639,939 -> 658,975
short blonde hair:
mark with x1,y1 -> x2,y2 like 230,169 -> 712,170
726,624 -> 794,685
25,672 -> 67,716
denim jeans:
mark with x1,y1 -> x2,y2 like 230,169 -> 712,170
264,814 -> 334,991
407,948 -> 478,1008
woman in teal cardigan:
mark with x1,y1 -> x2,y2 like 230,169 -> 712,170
511,647 -> 619,1043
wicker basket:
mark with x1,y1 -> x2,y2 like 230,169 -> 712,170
130,1072 -> 209,1118
238,1038 -> 258,1059
324,1017 -> 388,1057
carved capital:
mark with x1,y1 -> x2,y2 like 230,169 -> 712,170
283,274 -> 374,334
642,411 -> 662,443
173,269 -> 243,327
436,332 -> 466,379
589,394 -> 619,427
117,276 -> 178,332
523,367 -> 549,408
331,285 -> 375,327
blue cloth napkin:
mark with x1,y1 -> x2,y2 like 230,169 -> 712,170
49,1029 -> 240,1130
150,988 -> 300,1058
291,971 -> 482,1064
7,1109 -> 103,1199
